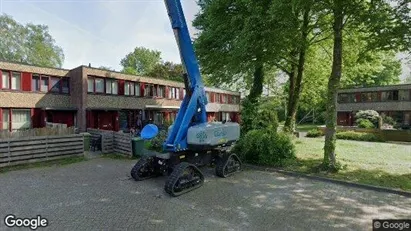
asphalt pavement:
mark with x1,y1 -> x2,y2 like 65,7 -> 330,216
0,158 -> 410,231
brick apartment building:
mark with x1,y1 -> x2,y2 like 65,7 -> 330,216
0,61 -> 241,132
337,84 -> 411,127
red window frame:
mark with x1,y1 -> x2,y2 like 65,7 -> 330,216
1,70 -> 22,91
32,74 -> 69,94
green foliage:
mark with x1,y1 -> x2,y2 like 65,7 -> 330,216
0,14 -> 64,68
356,119 -> 375,129
306,129 -> 324,137
147,61 -> 184,82
120,46 -> 162,75
148,130 -> 168,152
355,110 -> 380,127
381,115 -> 397,126
240,97 -> 279,135
235,129 -> 296,167
336,131 -> 385,142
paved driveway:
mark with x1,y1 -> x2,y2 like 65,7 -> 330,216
0,158 -> 410,231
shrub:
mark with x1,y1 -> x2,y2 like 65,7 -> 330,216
336,131 -> 385,142
149,130 -> 168,152
355,110 -> 380,127
356,118 -> 375,129
306,129 -> 324,137
234,129 -> 296,167
239,97 -> 279,135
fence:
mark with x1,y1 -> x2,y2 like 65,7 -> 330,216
114,133 -> 132,156
0,126 -> 76,140
86,128 -> 132,156
0,134 -> 84,168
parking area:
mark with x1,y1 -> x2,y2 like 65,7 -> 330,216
0,158 -> 410,231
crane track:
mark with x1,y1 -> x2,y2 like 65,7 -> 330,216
164,162 -> 204,197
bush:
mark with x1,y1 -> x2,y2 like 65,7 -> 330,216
234,129 -> 296,167
356,118 -> 375,129
306,129 -> 324,137
355,110 -> 380,127
149,130 -> 168,152
336,131 -> 384,142
239,97 -> 279,135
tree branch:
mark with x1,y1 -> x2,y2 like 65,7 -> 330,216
273,63 -> 291,76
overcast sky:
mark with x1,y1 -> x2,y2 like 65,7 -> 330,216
1,0 -> 410,81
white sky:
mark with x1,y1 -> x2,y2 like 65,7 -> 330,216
0,0 -> 410,81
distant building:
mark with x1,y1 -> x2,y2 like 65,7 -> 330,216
0,61 -> 241,132
336,84 -> 411,127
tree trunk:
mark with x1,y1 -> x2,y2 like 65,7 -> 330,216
248,63 -> 264,103
323,0 -> 344,171
283,8 -> 310,133
283,69 -> 296,132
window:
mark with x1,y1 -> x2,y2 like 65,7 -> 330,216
130,82 -> 135,96
168,87 -> 172,99
12,109 -> 31,130
144,84 -> 151,97
11,72 -> 21,90
399,90 -> 410,101
338,93 -> 353,103
361,92 -> 378,102
125,82 -> 130,95
87,78 -> 94,93
158,86 -> 165,98
135,83 -> 141,96
95,78 -> 104,93
150,85 -> 155,97
381,91 -> 394,101
175,88 -> 179,99
61,78 -> 69,94
32,75 -> 40,91
2,109 -> 9,130
41,76 -> 49,92
106,80 -> 112,94
2,71 -> 10,89
112,80 -> 118,95
50,77 -> 60,93
206,92 -> 210,102
215,93 -> 220,103
222,94 -> 228,104
183,89 -> 186,98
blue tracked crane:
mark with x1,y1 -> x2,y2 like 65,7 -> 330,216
130,0 -> 242,197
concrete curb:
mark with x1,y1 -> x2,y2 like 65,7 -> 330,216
243,164 -> 411,198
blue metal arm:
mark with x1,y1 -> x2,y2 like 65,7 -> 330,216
163,0 -> 208,152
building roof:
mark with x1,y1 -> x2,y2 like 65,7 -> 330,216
338,83 -> 411,93
0,60 -> 240,95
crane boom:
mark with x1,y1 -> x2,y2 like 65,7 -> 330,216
130,0 -> 242,197
163,0 -> 208,152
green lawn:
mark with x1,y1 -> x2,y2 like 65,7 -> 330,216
285,137 -> 411,191
296,124 -> 322,132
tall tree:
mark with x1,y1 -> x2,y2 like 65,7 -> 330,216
322,0 -> 410,171
0,14 -> 64,68
147,61 -> 185,82
193,0 -> 285,103
120,47 -> 162,75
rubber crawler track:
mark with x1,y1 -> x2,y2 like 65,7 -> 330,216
164,162 -> 204,197
215,153 -> 242,178
131,156 -> 157,181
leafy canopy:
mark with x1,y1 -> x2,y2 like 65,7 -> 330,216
0,14 -> 64,68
